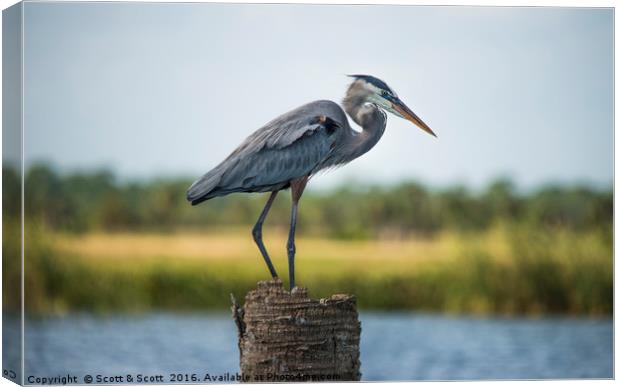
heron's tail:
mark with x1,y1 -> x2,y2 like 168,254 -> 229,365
186,167 -> 224,206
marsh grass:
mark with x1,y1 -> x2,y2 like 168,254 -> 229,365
14,224 -> 612,316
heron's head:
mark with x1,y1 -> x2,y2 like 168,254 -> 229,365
346,74 -> 436,137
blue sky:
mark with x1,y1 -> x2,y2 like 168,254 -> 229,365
22,3 -> 613,190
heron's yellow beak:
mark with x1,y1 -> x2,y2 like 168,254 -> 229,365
393,99 -> 437,138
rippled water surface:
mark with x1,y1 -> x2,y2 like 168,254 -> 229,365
17,313 -> 612,383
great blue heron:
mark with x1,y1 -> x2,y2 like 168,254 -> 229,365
187,75 -> 436,290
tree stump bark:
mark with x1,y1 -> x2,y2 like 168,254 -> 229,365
231,279 -> 361,382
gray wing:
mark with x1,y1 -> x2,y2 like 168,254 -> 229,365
187,100 -> 346,205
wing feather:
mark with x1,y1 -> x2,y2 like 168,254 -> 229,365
187,100 -> 346,205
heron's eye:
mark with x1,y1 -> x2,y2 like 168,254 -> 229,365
381,90 -> 391,98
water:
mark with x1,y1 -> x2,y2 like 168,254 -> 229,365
17,313 -> 612,383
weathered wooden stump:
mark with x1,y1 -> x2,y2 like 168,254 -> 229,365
231,279 -> 361,382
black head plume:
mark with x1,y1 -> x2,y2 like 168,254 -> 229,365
347,74 -> 394,94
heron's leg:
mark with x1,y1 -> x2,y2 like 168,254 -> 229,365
287,177 -> 308,290
252,191 -> 279,278
287,201 -> 299,290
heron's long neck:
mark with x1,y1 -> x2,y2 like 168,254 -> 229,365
341,93 -> 387,161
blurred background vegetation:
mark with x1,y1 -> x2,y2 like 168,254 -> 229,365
3,164 -> 613,316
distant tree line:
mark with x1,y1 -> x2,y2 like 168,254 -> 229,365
3,164 -> 612,239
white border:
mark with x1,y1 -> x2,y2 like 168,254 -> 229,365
0,1 -> 615,387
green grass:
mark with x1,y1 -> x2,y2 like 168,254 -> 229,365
6,223 -> 612,316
